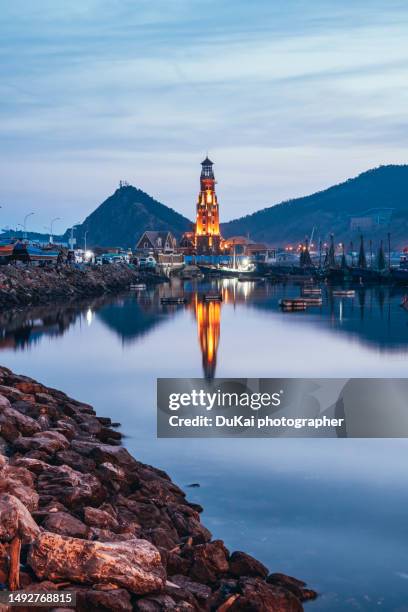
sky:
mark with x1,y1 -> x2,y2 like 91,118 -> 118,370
1,0 -> 408,234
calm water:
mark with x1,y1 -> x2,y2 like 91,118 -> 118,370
1,278 -> 408,611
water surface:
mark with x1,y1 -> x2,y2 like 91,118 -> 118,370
1,279 -> 408,611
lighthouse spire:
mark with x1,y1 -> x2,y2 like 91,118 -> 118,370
195,157 -> 221,254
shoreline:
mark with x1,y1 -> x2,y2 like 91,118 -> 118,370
0,264 -> 163,310
0,365 -> 317,611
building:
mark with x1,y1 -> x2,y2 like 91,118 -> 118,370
179,231 -> 195,254
136,231 -> 177,254
195,157 -> 221,255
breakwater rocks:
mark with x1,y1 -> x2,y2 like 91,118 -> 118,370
0,366 -> 317,611
0,265 -> 143,309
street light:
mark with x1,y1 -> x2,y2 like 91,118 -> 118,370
84,230 -> 89,252
69,222 -> 81,250
50,217 -> 61,244
23,212 -> 35,241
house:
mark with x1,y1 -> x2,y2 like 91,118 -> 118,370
136,231 -> 177,254
179,231 -> 195,254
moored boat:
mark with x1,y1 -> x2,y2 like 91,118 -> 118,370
161,297 -> 187,304
279,298 -> 308,311
332,290 -> 355,297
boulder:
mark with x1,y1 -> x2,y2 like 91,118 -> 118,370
37,464 -> 105,507
0,396 -> 41,437
83,506 -> 119,531
229,577 -> 303,611
55,449 -> 96,474
75,587 -> 132,612
0,465 -> 39,511
28,531 -> 166,594
183,540 -> 229,584
135,594 -> 178,611
171,574 -> 212,601
12,457 -> 49,475
167,504 -> 211,544
14,431 -> 69,455
43,511 -> 88,539
266,573 -> 317,602
229,551 -> 269,578
0,493 -> 40,544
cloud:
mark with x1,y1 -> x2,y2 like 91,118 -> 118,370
1,0 -> 408,229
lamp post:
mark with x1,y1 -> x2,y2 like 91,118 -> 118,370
50,217 -> 61,244
69,222 -> 81,251
84,230 -> 88,252
23,212 -> 35,241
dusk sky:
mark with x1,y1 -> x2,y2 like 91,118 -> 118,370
1,0 -> 408,234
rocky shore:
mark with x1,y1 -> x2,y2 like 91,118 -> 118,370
0,265 -> 146,309
0,365 -> 317,611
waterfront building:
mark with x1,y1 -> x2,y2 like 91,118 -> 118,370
136,231 -> 177,254
195,157 -> 222,255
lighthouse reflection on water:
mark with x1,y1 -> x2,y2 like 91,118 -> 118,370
192,279 -> 253,379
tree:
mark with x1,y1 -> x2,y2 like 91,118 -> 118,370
358,235 -> 367,269
377,241 -> 386,270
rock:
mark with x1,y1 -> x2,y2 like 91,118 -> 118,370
266,573 -> 318,602
75,587 -> 132,612
229,551 -> 269,578
12,456 -> 50,475
229,577 -> 303,611
167,504 -> 212,544
0,465 -> 39,512
28,531 -> 166,594
209,578 -> 239,609
14,431 -> 69,455
55,449 -> 96,473
83,506 -> 119,531
37,464 -> 105,508
43,511 -> 88,539
0,385 -> 25,402
164,551 -> 191,577
171,574 -> 212,601
0,395 -> 41,436
0,493 -> 40,544
144,527 -> 179,551
135,594 -> 178,611
87,527 -> 132,543
15,382 -> 45,395
183,540 -> 229,584
73,441 -> 139,472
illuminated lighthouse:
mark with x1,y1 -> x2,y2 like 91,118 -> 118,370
195,157 -> 221,254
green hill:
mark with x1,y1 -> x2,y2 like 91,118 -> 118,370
67,184 -> 193,249
221,165 -> 408,248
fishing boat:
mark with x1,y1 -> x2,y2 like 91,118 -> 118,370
130,283 -> 147,291
203,293 -> 222,302
302,287 -> 321,296
332,290 -> 355,297
0,240 -> 15,256
301,297 -> 322,306
161,297 -> 187,305
13,242 -> 59,263
279,298 -> 308,311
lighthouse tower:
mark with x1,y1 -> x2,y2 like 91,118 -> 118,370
195,157 -> 221,254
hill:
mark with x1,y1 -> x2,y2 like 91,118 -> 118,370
65,184 -> 192,249
221,165 -> 408,248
